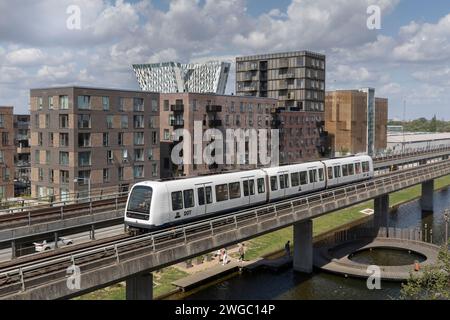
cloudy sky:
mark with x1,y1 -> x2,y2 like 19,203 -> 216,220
0,0 -> 449,119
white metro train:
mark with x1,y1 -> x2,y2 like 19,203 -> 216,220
125,155 -> 374,232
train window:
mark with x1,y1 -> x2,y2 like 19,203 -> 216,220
309,170 -> 317,183
205,186 -> 213,204
348,164 -> 354,176
183,190 -> 195,208
327,167 -> 333,179
362,161 -> 370,173
257,178 -> 265,194
243,180 -> 255,196
171,191 -> 183,211
334,166 -> 341,178
279,174 -> 289,189
318,168 -> 324,181
355,163 -> 362,174
300,171 -> 308,185
270,176 -> 278,191
216,184 -> 229,202
291,172 -> 300,187
342,165 -> 348,177
198,188 -> 205,205
229,182 -> 241,199
127,186 -> 152,214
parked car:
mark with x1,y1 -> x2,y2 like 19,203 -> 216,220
34,237 -> 74,252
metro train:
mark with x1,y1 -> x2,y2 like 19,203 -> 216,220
125,155 -> 374,232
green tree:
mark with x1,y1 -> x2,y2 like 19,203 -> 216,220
401,243 -> 450,300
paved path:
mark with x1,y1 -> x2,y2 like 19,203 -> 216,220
314,237 -> 441,281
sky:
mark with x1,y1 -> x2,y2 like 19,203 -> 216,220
0,0 -> 450,120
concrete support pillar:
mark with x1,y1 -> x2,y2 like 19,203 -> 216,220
293,220 -> 313,274
421,180 -> 434,213
374,194 -> 389,233
126,273 -> 153,300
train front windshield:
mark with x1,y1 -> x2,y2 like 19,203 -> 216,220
127,186 -> 152,219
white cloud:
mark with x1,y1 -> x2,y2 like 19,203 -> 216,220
6,48 -> 47,66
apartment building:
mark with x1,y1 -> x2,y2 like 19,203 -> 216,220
159,93 -> 278,178
325,89 -> 388,156
30,87 -> 160,199
14,114 -> 31,195
236,51 -> 328,162
0,107 -> 15,200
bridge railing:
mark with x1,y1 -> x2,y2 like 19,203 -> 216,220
2,159 -> 450,295
373,144 -> 450,163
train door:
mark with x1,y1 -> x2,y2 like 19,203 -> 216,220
333,163 -> 342,186
195,182 -> 213,216
308,167 -> 317,191
241,176 -> 255,205
278,170 -> 289,198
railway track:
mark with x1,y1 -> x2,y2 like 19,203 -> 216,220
0,196 -> 128,230
1,159 -> 449,298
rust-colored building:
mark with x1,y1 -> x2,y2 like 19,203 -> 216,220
325,90 -> 388,156
30,87 -> 160,200
159,93 -> 278,178
0,107 -> 15,200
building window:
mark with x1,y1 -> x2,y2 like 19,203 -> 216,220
118,167 -> 124,181
60,188 -> 69,201
78,133 -> 91,147
134,132 -> 144,145
59,115 -> 68,128
59,151 -> 69,166
152,163 -> 158,177
103,168 -> 110,183
46,150 -> 51,164
106,115 -> 113,129
78,170 -> 91,185
77,95 -> 91,110
148,148 -> 154,160
0,115 -> 4,128
78,151 -> 91,167
134,149 -> 144,162
49,169 -> 54,183
133,98 -> 144,112
152,131 -> 157,145
151,99 -> 158,112
103,133 -> 109,147
192,99 -> 198,111
2,168 -> 10,182
119,97 -> 125,111
48,96 -> 54,109
59,96 -> 69,110
122,149 -> 129,162
134,165 -> 144,178
107,150 -> 113,164
38,168 -> 44,182
0,186 -> 5,200
149,116 -> 156,129
45,114 -> 50,128
38,97 -> 43,110
163,100 -> 169,111
59,133 -> 69,147
164,129 -> 170,140
0,151 -> 3,164
120,115 -> 128,129
60,170 -> 69,184
35,150 -> 40,164
49,133 -> 54,147
37,132 -> 43,146
118,132 -> 124,146
134,115 -> 144,129
102,96 -> 110,111
78,114 -> 91,129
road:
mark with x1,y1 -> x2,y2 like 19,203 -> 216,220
0,225 -> 125,262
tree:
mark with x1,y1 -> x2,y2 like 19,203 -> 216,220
401,243 -> 450,300
430,115 -> 437,133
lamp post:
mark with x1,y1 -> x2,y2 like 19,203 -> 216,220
444,209 -> 449,245
74,177 -> 91,199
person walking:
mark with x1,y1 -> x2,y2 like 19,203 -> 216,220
285,241 -> 291,258
238,243 -> 245,262
222,248 -> 228,265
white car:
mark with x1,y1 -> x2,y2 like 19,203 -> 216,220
34,237 -> 74,252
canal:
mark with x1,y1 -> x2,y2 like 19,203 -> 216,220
174,188 -> 450,300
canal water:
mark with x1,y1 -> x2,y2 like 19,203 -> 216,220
176,187 -> 450,300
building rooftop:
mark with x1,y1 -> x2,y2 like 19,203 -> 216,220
30,86 -> 159,95
236,50 -> 326,61
387,132 -> 450,143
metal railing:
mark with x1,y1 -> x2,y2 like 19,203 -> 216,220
1,159 -> 450,295
373,144 -> 450,162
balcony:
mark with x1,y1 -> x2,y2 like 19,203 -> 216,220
208,120 -> 223,127
248,63 -> 258,71
286,92 -> 296,100
241,83 -> 258,92
278,81 -> 288,90
206,105 -> 222,113
17,146 -> 30,154
279,69 -> 296,79
170,119 -> 185,128
171,104 -> 184,112
279,59 -> 289,68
